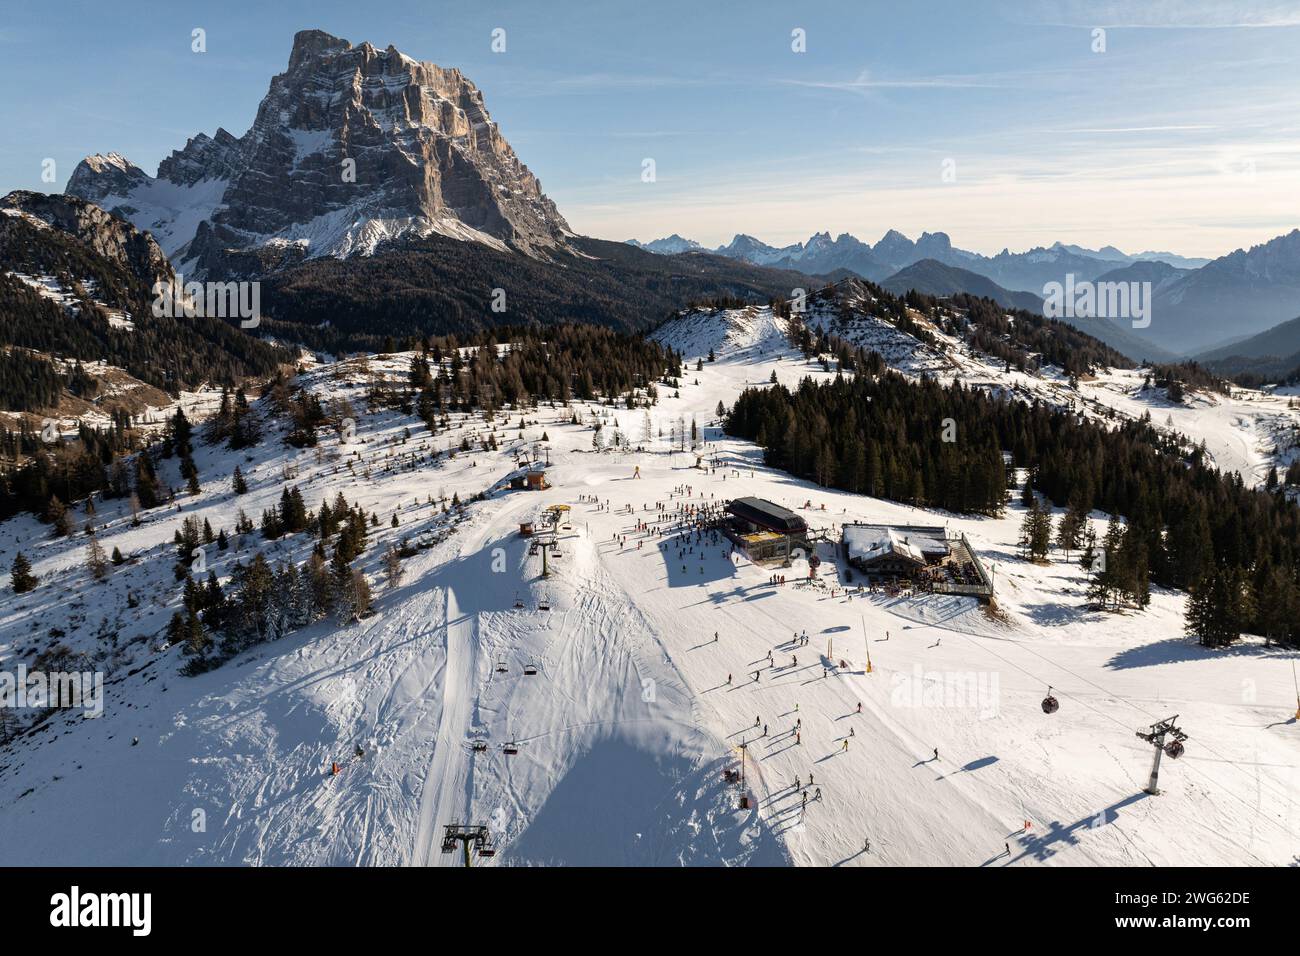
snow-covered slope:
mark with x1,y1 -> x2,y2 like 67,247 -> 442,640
655,287 -> 1299,488
1,335 -> 1296,867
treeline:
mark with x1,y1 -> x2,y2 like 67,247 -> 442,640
0,413 -> 144,521
0,349 -> 65,411
1146,361 -> 1230,397
0,211 -> 286,398
932,293 -> 1130,377
726,363 -> 1300,647
373,324 -> 681,421
169,488 -> 388,675
769,278 -> 1132,378
725,372 -> 1009,515
258,233 -> 810,353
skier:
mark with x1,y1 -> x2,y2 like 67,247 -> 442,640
864,838 -> 871,852
933,747 -> 939,761
727,673 -> 732,685
856,702 -> 862,714
763,724 -> 768,736
842,739 -> 849,752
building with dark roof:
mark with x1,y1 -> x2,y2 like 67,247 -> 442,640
723,497 -> 808,564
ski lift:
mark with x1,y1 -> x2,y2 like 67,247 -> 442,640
523,663 -> 539,676
502,741 -> 519,755
495,660 -> 508,673
477,843 -> 496,858
538,593 -> 551,611
1041,687 -> 1059,715
471,740 -> 488,753
1163,740 -> 1185,759
513,591 -> 525,609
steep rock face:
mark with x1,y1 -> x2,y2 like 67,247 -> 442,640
0,189 -> 173,294
64,153 -> 154,204
66,29 -> 570,277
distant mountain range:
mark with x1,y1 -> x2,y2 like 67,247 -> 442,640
628,228 -> 1299,356
21,26 -> 1298,370
1195,313 -> 1300,381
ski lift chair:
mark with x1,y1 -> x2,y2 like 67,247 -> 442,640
495,660 -> 508,673
471,740 -> 488,753
502,741 -> 519,755
538,594 -> 551,611
523,663 -> 539,676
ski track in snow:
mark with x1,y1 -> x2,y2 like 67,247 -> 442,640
0,308 -> 1297,866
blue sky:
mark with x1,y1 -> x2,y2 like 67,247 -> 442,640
2,0 -> 1298,257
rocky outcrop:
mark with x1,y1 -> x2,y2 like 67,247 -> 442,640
66,29 -> 570,277
0,189 -> 173,294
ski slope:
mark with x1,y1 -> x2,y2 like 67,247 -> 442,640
0,323 -> 1297,867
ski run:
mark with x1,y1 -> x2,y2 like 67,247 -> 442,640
1,302 -> 1297,867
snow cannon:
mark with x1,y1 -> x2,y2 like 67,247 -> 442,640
1163,740 -> 1185,759
1041,687 -> 1059,715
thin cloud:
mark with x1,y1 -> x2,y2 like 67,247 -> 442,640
785,68 -> 1003,92
1041,125 -> 1219,134
1017,0 -> 1300,29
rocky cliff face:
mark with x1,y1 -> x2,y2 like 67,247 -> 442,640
1,189 -> 174,295
66,29 -> 570,277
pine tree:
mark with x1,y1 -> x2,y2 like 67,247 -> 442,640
10,552 -> 36,593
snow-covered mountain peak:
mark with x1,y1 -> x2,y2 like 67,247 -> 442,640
66,29 -> 570,276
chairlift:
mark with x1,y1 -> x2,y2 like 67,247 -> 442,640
513,591 -> 525,609
495,660 -> 508,673
502,741 -> 520,755
1163,740 -> 1185,759
523,663 -> 539,676
1041,686 -> 1059,715
477,844 -> 496,858
538,593 -> 551,611
471,740 -> 488,753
